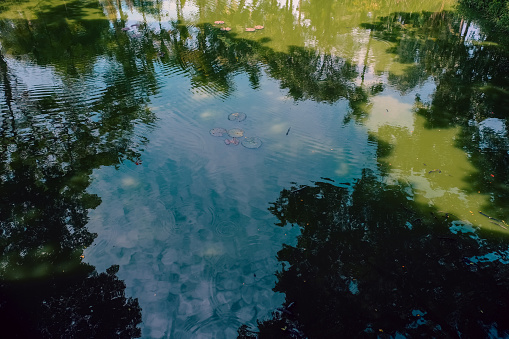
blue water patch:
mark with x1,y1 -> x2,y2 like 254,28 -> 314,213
449,221 -> 481,241
449,221 -> 477,234
467,249 -> 509,265
407,309 -> 427,329
348,279 -> 359,295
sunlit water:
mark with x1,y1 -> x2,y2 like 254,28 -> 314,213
2,0 -> 509,337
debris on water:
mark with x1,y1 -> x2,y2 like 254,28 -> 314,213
228,128 -> 244,137
254,25 -> 264,30
245,27 -> 256,32
290,186 -> 307,195
478,211 -> 509,229
214,20 -> 225,24
210,127 -> 228,136
241,137 -> 262,149
286,127 -> 291,135
221,27 -> 232,31
228,112 -> 247,122
479,211 -> 503,223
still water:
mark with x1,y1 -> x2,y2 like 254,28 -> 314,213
1,0 -> 509,337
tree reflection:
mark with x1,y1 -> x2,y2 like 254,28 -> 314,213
0,0 -> 157,334
0,0 -> 110,75
239,170 -> 509,337
0,0 -> 368,334
362,10 -> 509,226
0,264 -> 142,337
0,62 -> 144,336
161,21 -> 361,103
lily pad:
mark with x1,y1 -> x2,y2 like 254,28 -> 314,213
225,137 -> 240,145
228,128 -> 244,137
241,137 -> 262,149
210,127 -> 227,137
228,112 -> 247,122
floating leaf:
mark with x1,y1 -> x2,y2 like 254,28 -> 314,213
242,137 -> 262,149
228,128 -> 244,137
225,137 -> 239,145
228,112 -> 247,122
210,127 -> 227,136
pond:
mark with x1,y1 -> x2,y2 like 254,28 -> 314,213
1,0 -> 509,337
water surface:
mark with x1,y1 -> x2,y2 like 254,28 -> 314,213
1,0 -> 509,337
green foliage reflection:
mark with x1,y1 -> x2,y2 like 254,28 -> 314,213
362,10 -> 509,228
0,0 -> 157,332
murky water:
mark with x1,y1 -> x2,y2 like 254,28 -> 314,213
1,0 -> 509,337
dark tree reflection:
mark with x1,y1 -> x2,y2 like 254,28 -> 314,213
0,0 -> 156,334
0,61 -> 144,337
0,265 -> 142,338
239,170 -> 509,337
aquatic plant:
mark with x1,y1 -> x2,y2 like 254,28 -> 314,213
228,128 -> 244,137
228,112 -> 247,121
210,128 -> 228,136
241,137 -> 262,149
